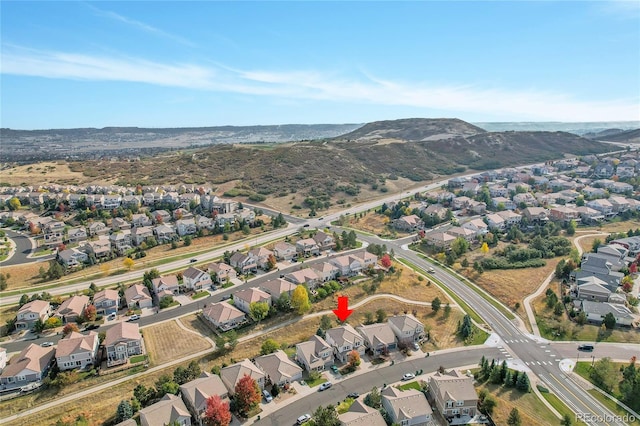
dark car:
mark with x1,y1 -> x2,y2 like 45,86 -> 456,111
84,324 -> 100,331
578,344 -> 594,352
190,258 -> 198,263
221,295 -> 231,301
347,392 -> 360,398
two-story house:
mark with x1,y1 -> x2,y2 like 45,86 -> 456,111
55,295 -> 90,323
356,323 -> 397,355
388,314 -> 426,345
382,386 -> 433,426
55,331 -> 99,371
176,218 -> 197,237
324,324 -> 365,363
283,268 -> 321,288
312,231 -> 336,251
104,322 -> 143,367
124,284 -> 153,309
229,252 -> 258,275
0,344 -> 55,390
131,213 -> 153,228
220,359 -> 265,395
207,262 -> 237,284
429,369 -> 478,421
247,247 -> 275,270
57,248 -> 89,269
254,350 -> 303,386
140,394 -> 192,426
131,226 -> 154,246
15,300 -> 51,331
295,335 -> 333,371
152,275 -> 180,295
338,398 -> 387,426
296,238 -> 320,257
273,242 -> 297,261
179,372 -> 228,426
182,267 -> 212,291
393,215 -> 424,232
232,288 -> 271,315
259,278 -> 297,299
93,289 -> 120,316
66,227 -> 88,244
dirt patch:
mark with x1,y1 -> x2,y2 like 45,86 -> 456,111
143,319 -> 212,365
477,383 -> 560,426
0,162 -> 89,186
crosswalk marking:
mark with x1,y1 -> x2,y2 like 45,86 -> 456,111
537,361 -> 542,365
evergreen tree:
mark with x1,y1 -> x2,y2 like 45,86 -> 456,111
504,370 -> 513,387
516,372 -> 530,392
116,400 -> 133,422
500,360 -> 508,382
507,408 -> 522,426
489,366 -> 502,384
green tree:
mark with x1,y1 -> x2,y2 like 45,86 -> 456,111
133,384 -> 155,407
364,386 -> 381,409
291,285 -> 311,315
19,294 -> 29,307
275,292 -> 291,312
249,301 -> 270,323
566,220 -> 576,236
260,339 -> 280,355
115,400 -> 133,423
590,357 -> 617,392
507,408 -> 522,426
320,314 -> 333,330
592,238 -> 602,253
516,372 -> 530,392
560,413 -> 573,426
155,374 -> 179,396
603,312 -> 616,329
479,395 -> 497,415
431,297 -> 441,313
310,404 -> 340,426
183,235 -> 192,246
47,260 -> 65,280
443,303 -> 452,318
451,237 -> 470,257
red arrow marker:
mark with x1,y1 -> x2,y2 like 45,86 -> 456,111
333,296 -> 353,322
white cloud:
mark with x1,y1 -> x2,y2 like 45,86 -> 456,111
2,45 -> 638,122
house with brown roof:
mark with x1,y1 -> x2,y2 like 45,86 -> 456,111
295,335 -> 333,372
296,238 -> 320,257
284,267 -> 321,288
104,322 -> 143,367
393,214 -> 424,232
313,231 -> 336,251
152,275 -> 180,295
88,221 -> 109,237
93,289 -> 120,316
233,288 -> 271,315
254,350 -> 303,386
139,394 -> 192,426
131,226 -> 154,246
55,295 -> 90,323
179,372 -> 228,425
15,300 -> 51,331
273,241 -> 297,260
182,267 -> 212,291
229,251 -> 258,274
55,331 -> 99,371
207,262 -> 237,284
83,236 -> 112,258
324,324 -> 365,363
388,314 -> 426,345
0,344 -> 55,390
356,323 -> 397,355
247,247 -> 275,270
311,262 -> 340,282
329,250 -> 377,276
259,278 -> 297,298
220,359 -> 265,395
381,386 -> 432,425
124,284 -> 153,309
429,370 -> 478,420
338,398 -> 387,426
202,302 -> 246,331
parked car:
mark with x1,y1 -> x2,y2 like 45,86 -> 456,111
221,295 -> 231,301
347,392 -> 360,398
318,382 -> 332,391
107,313 -> 117,320
84,324 -> 100,331
402,373 -> 415,381
330,365 -> 339,373
262,389 -> 273,403
412,342 -> 420,351
127,314 -> 140,322
578,344 -> 594,352
40,341 -> 54,347
297,414 -> 311,425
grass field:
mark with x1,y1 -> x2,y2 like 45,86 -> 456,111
540,392 -> 588,426
143,319 -> 212,365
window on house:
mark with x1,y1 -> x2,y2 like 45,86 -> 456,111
446,401 -> 453,408
456,400 -> 464,406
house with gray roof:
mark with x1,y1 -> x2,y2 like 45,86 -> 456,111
104,322 -> 143,367
55,331 -> 99,371
295,335 -> 333,372
179,372 -> 228,425
387,314 -> 425,345
220,359 -> 265,395
356,323 -> 397,355
381,386 -> 432,425
324,324 -> 365,363
577,279 -> 613,303
15,300 -> 51,331
139,394 -> 192,426
202,302 -> 246,331
429,369 -> 478,420
338,398 -> 387,426
55,295 -> 90,323
93,289 -> 120,316
581,301 -> 635,326
254,350 -> 303,386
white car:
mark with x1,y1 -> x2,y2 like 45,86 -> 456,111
402,373 -> 416,381
40,342 -> 54,347
297,414 -> 311,425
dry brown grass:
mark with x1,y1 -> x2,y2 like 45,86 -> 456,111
178,314 -> 215,338
344,213 -> 391,235
143,319 -> 212,365
0,162 -> 88,186
477,383 -> 561,426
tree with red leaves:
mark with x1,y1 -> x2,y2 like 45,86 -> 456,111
204,394 -> 231,426
83,305 -> 97,321
62,323 -> 79,336
234,374 -> 261,417
630,263 -> 637,274
380,254 -> 392,268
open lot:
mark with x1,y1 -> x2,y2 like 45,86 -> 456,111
143,319 -> 212,365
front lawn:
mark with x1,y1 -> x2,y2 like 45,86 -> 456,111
305,376 -> 327,388
337,397 -> 355,414
129,355 -> 147,364
191,291 -> 209,300
397,381 -> 422,391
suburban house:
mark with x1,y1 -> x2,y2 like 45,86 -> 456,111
393,214 -> 424,231
154,224 -> 177,243
548,206 -> 579,223
429,370 -> 478,420
295,335 -> 333,371
259,278 -> 297,299
313,231 -> 336,251
232,288 -> 271,315
311,262 -> 340,282
111,217 -> 131,231
296,238 -> 320,257
93,289 -> 120,316
388,314 -> 426,345
229,252 -> 258,275
522,207 -> 549,223
66,227 -> 88,244
139,394 -> 192,426
88,221 -> 109,237
55,295 -> 90,323
0,344 -> 55,390
577,280 -> 612,303
284,268 -> 321,288
324,324 -> 365,363
485,213 -> 506,231
329,251 -> 377,276
152,275 -> 180,295
109,230 -> 132,254
424,231 -> 456,249
131,213 -> 152,227
202,302 -> 246,331
247,247 -> 275,270
124,284 -> 153,309
179,372 -> 228,426
273,241 -> 297,261
176,218 -> 197,236
182,267 -> 212,291
338,398 -> 387,426
587,199 -> 615,218
83,236 -> 112,259
15,300 -> 51,330
254,350 -> 303,386
57,248 -> 89,269
461,218 -> 489,236
381,386 -> 433,425
220,359 -> 265,395
356,323 -> 397,355
55,331 -> 99,371
131,226 -> 155,246
447,226 -> 476,243
207,262 -> 237,283
104,322 -> 144,367
152,209 -> 172,224
581,301 -> 635,326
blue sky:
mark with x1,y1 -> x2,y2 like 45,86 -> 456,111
1,1 -> 639,129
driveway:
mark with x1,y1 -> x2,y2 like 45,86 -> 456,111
1,228 -> 46,266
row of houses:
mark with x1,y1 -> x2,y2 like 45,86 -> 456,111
0,322 -> 143,390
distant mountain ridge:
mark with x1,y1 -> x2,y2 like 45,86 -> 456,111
334,118 -> 485,142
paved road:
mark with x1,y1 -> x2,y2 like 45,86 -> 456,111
0,229 -> 48,266
255,346 -> 502,426
552,342 -> 640,363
